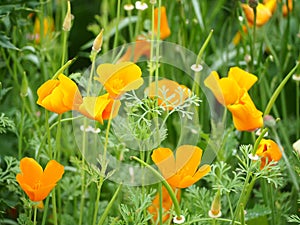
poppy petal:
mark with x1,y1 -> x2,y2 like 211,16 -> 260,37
41,160 -> 64,187
228,67 -> 258,91
152,148 -> 176,179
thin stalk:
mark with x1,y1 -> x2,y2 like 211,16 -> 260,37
230,171 -> 252,225
61,31 -> 68,66
264,62 -> 299,116
51,189 -> 58,225
297,81 -> 299,139
33,205 -> 38,225
92,176 -> 104,225
158,182 -> 163,225
186,218 -> 242,224
97,183 -> 123,225
18,98 -> 25,159
131,156 -> 182,218
240,204 -> 245,225
251,6 -> 257,70
252,128 -> 268,155
113,0 -> 121,51
41,197 -> 50,225
192,29 -> 214,95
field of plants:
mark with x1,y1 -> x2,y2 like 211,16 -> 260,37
0,0 -> 300,224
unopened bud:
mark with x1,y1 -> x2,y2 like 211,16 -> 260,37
208,189 -> 222,218
248,0 -> 258,8
20,72 -> 28,98
92,29 -> 104,53
62,1 -> 73,31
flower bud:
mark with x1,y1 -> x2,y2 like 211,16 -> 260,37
62,1 -> 73,31
92,28 -> 104,53
20,73 -> 28,98
248,0 -> 258,9
208,189 -> 222,218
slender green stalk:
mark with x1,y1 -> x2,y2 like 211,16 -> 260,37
192,29 -> 214,95
186,218 -> 242,224
33,205 -> 38,225
230,171 -> 252,225
252,128 -> 268,155
158,182 -> 163,225
61,31 -> 68,66
97,183 -> 122,225
92,176 -> 104,225
113,0 -> 121,51
264,62 -> 299,116
51,189 -> 58,225
131,156 -> 182,218
251,6 -> 257,70
18,98 -> 25,159
240,204 -> 245,225
52,57 -> 77,79
297,81 -> 299,139
41,197 -> 50,225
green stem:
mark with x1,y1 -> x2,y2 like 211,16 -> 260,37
33,205 -> 38,225
264,62 -> 299,116
251,6 -> 257,70
52,57 -> 77,79
18,98 -> 25,159
192,29 -> 214,95
230,171 -> 252,225
41,197 -> 50,225
158,182 -> 163,225
240,204 -> 245,225
52,189 -> 58,225
97,183 -> 122,225
297,81 -> 299,139
61,31 -> 68,66
186,218 -> 242,224
131,156 -> 182,218
252,128 -> 268,155
113,0 -> 121,51
92,177 -> 104,225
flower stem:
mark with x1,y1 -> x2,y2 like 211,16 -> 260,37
192,29 -> 214,95
264,62 -> 299,116
33,205 -> 38,225
297,81 -> 299,139
131,156 -> 182,218
52,189 -> 58,225
252,128 -> 268,155
97,183 -> 122,225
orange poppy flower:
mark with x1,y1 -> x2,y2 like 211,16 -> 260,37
16,158 -> 64,202
148,186 -> 181,222
154,6 -> 171,40
117,35 -> 151,63
151,145 -> 211,188
78,93 -> 121,124
146,79 -> 190,110
37,74 -> 83,114
32,16 -> 55,44
204,67 -> 263,131
242,2 -> 273,27
256,139 -> 282,169
95,62 -> 143,99
227,90 -> 263,131
204,67 -> 257,106
281,0 -> 293,16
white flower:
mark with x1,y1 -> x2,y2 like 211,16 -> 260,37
124,4 -> 134,11
135,1 -> 148,10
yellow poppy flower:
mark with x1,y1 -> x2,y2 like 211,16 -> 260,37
204,67 -> 257,106
78,93 -> 121,124
146,79 -> 190,110
242,3 -> 272,26
151,145 -> 211,188
256,139 -> 282,169
154,6 -> 171,40
37,74 -> 83,114
205,67 -> 263,131
32,16 -> 55,44
95,62 -> 143,99
282,0 -> 293,17
227,90 -> 263,131
117,35 -> 151,63
16,158 -> 64,202
148,186 -> 181,222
